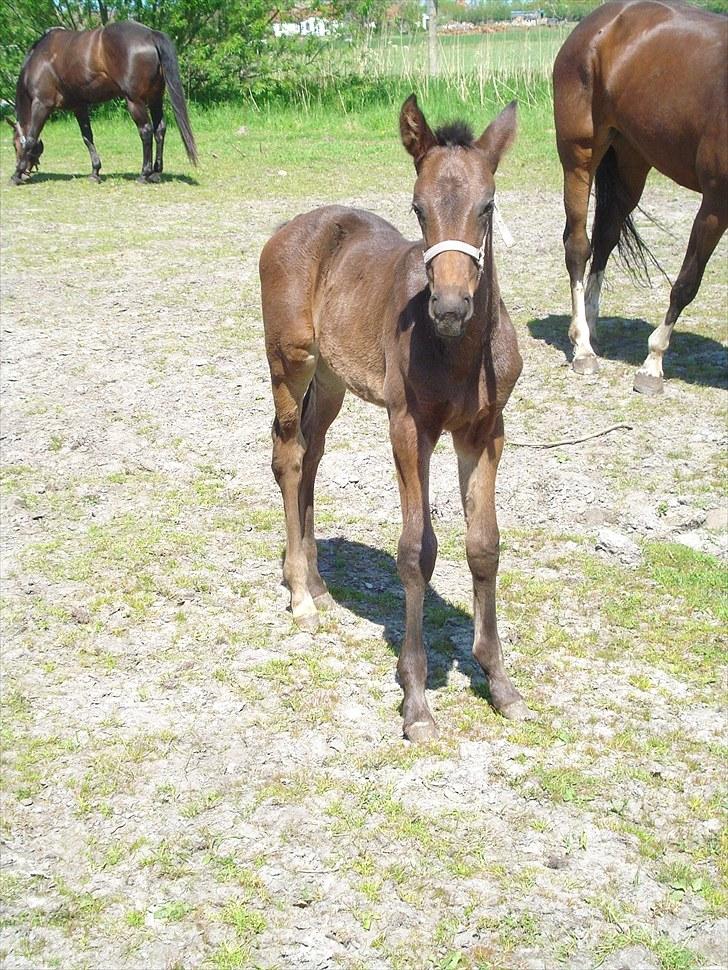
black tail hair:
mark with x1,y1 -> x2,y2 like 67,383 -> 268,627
153,30 -> 198,165
593,146 -> 667,287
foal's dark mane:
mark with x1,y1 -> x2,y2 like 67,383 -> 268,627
434,121 -> 475,148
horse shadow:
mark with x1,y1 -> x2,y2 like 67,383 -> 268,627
528,314 -> 728,390
25,172 -> 199,185
317,536 -> 494,703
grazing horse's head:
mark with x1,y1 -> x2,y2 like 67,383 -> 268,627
5,117 -> 43,173
400,95 -> 517,339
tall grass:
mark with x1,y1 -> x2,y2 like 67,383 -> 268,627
240,27 -> 562,113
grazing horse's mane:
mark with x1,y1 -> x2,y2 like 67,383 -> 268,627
434,121 -> 475,148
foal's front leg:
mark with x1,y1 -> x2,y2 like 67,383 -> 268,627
454,417 -> 530,720
389,410 -> 439,742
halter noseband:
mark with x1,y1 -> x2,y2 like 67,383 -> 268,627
422,237 -> 487,275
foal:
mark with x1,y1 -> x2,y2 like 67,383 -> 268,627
260,96 -> 528,741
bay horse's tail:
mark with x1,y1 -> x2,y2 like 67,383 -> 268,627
153,31 -> 198,165
593,146 -> 664,286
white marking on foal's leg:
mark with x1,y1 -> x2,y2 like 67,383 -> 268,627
569,280 -> 600,374
585,271 -> 604,333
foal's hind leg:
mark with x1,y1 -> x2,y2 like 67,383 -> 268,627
75,107 -> 102,182
454,418 -> 529,721
126,99 -> 154,182
634,190 -> 727,395
270,347 -> 320,631
299,367 -> 346,608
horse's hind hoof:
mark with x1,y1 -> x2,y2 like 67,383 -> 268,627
146,172 -> 161,183
633,371 -> 664,395
499,699 -> 533,721
404,718 -> 439,743
89,174 -> 101,183
572,355 -> 600,376
9,175 -> 23,186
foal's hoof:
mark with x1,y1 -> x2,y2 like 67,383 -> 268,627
404,718 -> 439,743
146,172 -> 161,183
572,355 -> 600,376
633,371 -> 664,396
292,608 -> 319,633
313,591 -> 336,612
499,699 -> 533,721
9,175 -> 23,186
88,173 -> 101,183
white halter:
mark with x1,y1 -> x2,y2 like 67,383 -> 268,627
422,237 -> 486,273
421,198 -> 514,274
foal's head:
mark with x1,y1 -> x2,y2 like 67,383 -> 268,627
400,95 -> 517,339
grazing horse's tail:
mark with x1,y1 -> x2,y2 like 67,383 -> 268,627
153,31 -> 198,165
593,145 -> 664,286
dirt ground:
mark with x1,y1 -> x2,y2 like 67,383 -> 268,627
1,165 -> 727,970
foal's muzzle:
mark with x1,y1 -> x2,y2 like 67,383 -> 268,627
424,238 -> 484,339
429,291 -> 473,339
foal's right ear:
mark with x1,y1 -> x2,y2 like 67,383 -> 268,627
400,94 -> 437,170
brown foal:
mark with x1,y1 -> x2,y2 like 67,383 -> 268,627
260,96 -> 529,741
553,0 -> 727,394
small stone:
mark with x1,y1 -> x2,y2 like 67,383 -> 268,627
582,507 -> 607,526
545,854 -> 569,869
704,507 -> 727,532
596,527 -> 640,565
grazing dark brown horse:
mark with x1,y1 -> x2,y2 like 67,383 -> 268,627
7,21 -> 197,185
260,96 -> 529,741
553,0 -> 728,394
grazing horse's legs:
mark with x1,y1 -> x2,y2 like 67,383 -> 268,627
454,418 -> 529,720
634,190 -> 728,395
150,98 -> 166,176
586,139 -> 651,332
10,99 -> 50,185
75,107 -> 102,182
269,341 -> 320,631
126,98 -> 155,182
389,411 -> 439,742
299,368 -> 346,606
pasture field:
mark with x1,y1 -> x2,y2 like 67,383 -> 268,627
1,93 -> 727,970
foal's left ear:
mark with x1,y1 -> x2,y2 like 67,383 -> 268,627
400,94 -> 437,170
475,100 -> 518,174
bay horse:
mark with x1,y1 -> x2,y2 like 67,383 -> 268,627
7,21 -> 197,185
260,95 -> 529,742
553,0 -> 728,394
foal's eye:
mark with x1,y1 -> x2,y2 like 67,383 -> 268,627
478,200 -> 495,218
411,202 -> 424,221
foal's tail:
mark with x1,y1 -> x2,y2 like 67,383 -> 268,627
593,146 -> 665,286
153,30 -> 198,165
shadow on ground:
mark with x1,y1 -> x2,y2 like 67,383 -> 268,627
529,314 -> 728,390
19,171 -> 199,185
318,536 -> 497,704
